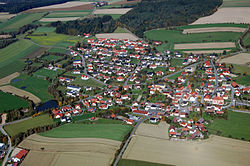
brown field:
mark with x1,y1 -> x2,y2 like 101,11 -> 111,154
39,17 -> 80,22
19,134 -> 121,166
94,8 -> 132,14
183,50 -> 231,54
0,34 -> 12,39
0,72 -> 19,86
174,42 -> 235,50
183,27 -> 246,34
191,7 -> 250,24
24,47 -> 48,59
218,53 -> 250,65
0,13 -> 16,20
136,122 -> 169,139
32,2 -> 92,10
96,33 -> 139,41
0,85 -> 41,103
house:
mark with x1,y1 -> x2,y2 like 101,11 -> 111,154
67,85 -> 81,92
12,149 -> 28,163
117,76 -> 124,82
81,74 -> 89,80
212,96 -> 224,105
169,67 -> 175,72
126,119 -> 134,125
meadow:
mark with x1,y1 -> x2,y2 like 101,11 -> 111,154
47,47 -> 67,54
11,74 -> 53,102
34,68 -> 62,79
0,40 -> 38,78
41,54 -> 62,61
4,114 -> 55,137
0,13 -> 45,32
40,123 -> 132,141
222,0 -> 250,7
0,91 -> 29,112
114,27 -> 128,33
208,111 -> 250,140
34,27 -> 56,33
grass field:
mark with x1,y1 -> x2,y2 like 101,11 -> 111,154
95,14 -> 122,20
145,29 -> 242,51
234,75 -> 250,86
222,0 -> 250,7
4,114 -> 55,137
231,64 -> 250,73
45,11 -> 90,18
41,54 -> 62,61
47,47 -> 67,54
0,91 -> 29,112
40,123 -> 132,141
168,72 -> 181,80
170,58 -> 183,67
0,40 -> 38,78
0,13 -> 45,32
11,74 -> 53,102
243,32 -> 250,47
114,27 -> 128,33
208,111 -> 250,140
178,23 -> 249,30
34,68 -> 62,78
35,27 -> 56,33
118,159 -> 173,166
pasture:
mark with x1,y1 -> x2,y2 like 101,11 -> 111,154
47,48 -> 67,54
4,114 -> 55,137
19,134 -> 121,166
11,74 -> 53,102
40,123 -> 132,141
0,91 -> 29,113
0,13 -> 45,32
0,40 -> 38,78
96,33 -> 139,41
34,68 -> 62,79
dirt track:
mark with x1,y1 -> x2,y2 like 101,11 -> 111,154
218,53 -> 250,65
0,72 -> 19,86
183,27 -> 246,34
96,33 -> 138,41
94,8 -> 132,14
191,7 -> 250,24
0,85 -> 41,104
39,17 -> 80,22
175,42 -> 235,50
19,134 -> 121,166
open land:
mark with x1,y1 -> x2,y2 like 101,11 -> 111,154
19,134 -> 121,166
39,17 -> 80,22
44,11 -> 90,18
183,50 -> 231,54
94,8 -> 132,14
136,122 -> 169,139
218,53 -> 250,65
96,33 -> 139,41
0,72 -> 19,86
0,85 -> 41,104
174,42 -> 236,50
191,7 -> 250,24
32,2 -> 92,10
222,0 -> 250,7
183,27 -> 246,34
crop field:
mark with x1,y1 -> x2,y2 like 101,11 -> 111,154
45,11 -> 90,18
11,74 -> 53,102
0,72 -> 19,86
41,55 -> 62,61
0,91 -> 29,113
34,27 -> 56,33
183,27 -> 246,34
183,50 -> 230,54
145,29 -> 241,51
0,13 -> 45,32
174,42 -> 236,50
118,159 -> 173,166
96,14 -> 122,20
4,114 -> 55,137
179,23 -> 249,30
94,8 -> 132,14
243,33 -> 250,47
208,111 -> 250,140
222,0 -> 250,7
191,7 -> 250,24
39,17 -> 80,22
0,13 -> 16,21
34,68 -> 62,79
19,134 -> 121,166
40,123 -> 132,141
96,33 -> 139,41
0,40 -> 39,78
219,53 -> 250,65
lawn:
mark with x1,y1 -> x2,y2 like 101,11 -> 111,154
118,159 -> 174,166
40,123 -> 132,141
0,40 -> 38,78
168,72 -> 181,80
208,111 -> 250,140
170,58 -> 183,67
0,13 -> 45,32
114,27 -> 128,33
4,114 -> 55,137
11,74 -> 53,102
145,29 -> 242,51
33,68 -> 62,79
0,91 -> 29,113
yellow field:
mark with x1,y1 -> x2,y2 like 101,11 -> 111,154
0,72 -> 19,86
183,27 -> 246,34
174,42 -> 235,50
218,53 -> 250,65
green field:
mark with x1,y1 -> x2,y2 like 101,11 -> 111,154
35,27 -> 56,33
170,58 -> 183,67
96,14 -> 122,20
222,0 -> 250,7
71,113 -> 95,122
0,40 -> 38,78
208,111 -> 250,140
0,13 -> 45,32
4,114 -> 55,137
40,123 -> 132,141
145,29 -> 242,51
11,74 -> 53,102
0,91 -> 29,112
243,33 -> 250,47
178,23 -> 249,30
234,75 -> 250,86
118,159 -> 174,166
231,64 -> 250,73
45,11 -> 90,18
41,55 -> 62,61
114,27 -> 128,33
168,72 -> 181,80
34,68 -> 62,79
47,48 -> 67,54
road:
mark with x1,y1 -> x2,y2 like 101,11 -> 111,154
232,109 -> 250,114
210,60 -> 218,95
222,86 -> 235,109
123,63 -> 141,86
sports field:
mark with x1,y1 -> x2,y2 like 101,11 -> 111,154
0,91 -> 29,113
0,40 -> 38,78
0,13 -> 45,32
4,114 -> 55,137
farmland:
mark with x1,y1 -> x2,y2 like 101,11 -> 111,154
96,33 -> 139,41
0,13 -> 45,32
243,33 -> 250,47
219,53 -> 250,66
174,42 -> 236,50
0,91 -> 29,113
44,11 -> 90,18
4,114 -> 55,137
39,17 -> 80,22
41,54 -> 61,61
11,74 -> 53,102
0,72 -> 19,86
19,134 -> 121,166
118,159 -> 173,166
182,27 -> 246,34
33,68 -> 62,79
94,8 -> 132,15
208,111 -> 250,141
222,0 -> 250,7
95,14 -> 122,20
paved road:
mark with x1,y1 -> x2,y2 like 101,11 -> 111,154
232,109 -> 250,114
222,86 -> 235,109
123,63 -> 141,86
210,60 -> 218,95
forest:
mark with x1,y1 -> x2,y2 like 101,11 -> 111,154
0,0 -> 73,13
51,15 -> 117,35
119,0 -> 223,37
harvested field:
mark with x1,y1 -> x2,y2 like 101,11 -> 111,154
174,42 -> 235,50
32,2 -> 92,10
39,17 -> 80,22
0,34 -> 11,39
111,0 -> 141,5
96,33 -> 139,41
183,27 -> 246,34
0,85 -> 41,103
123,135 -> 250,166
94,8 -> 132,14
136,122 -> 169,139
191,7 -> 250,24
183,50 -> 231,54
0,13 -> 16,20
218,53 -> 250,65
0,72 -> 19,86
19,134 -> 121,166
